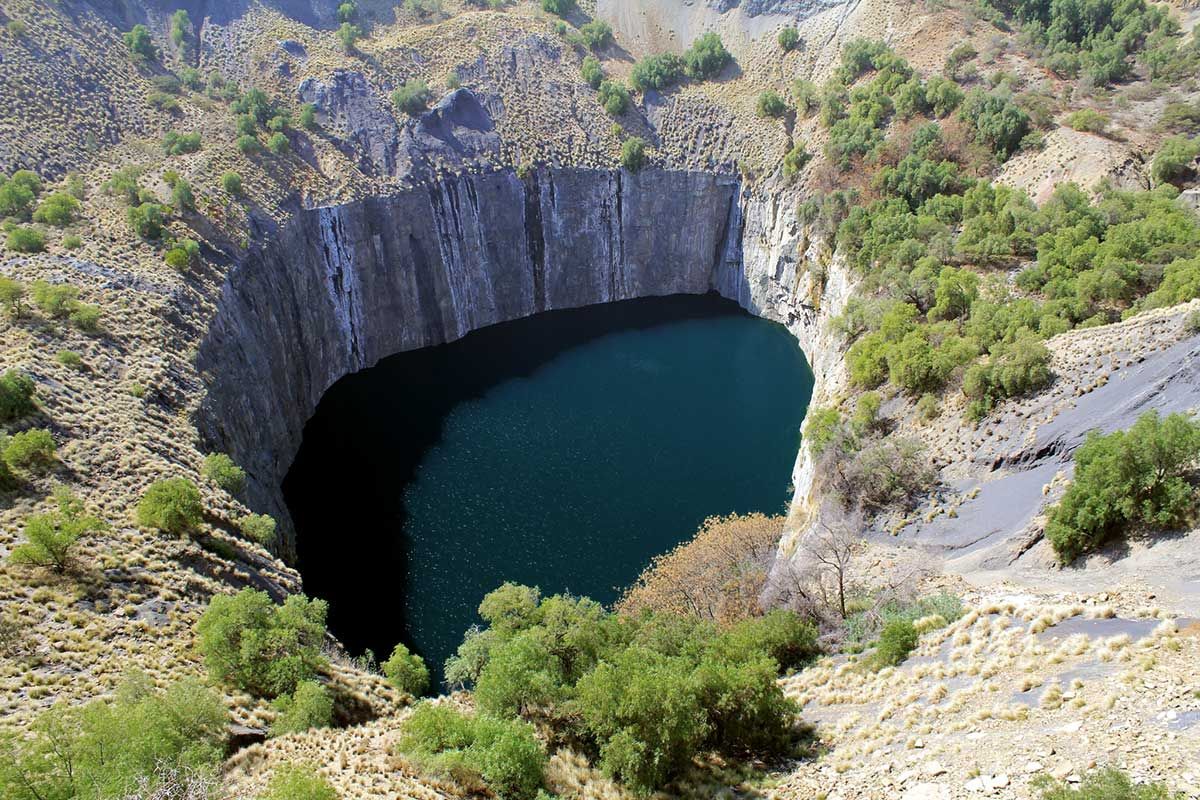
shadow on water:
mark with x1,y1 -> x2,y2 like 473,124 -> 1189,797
284,293 -> 812,687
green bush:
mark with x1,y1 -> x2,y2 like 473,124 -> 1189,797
197,589 -> 327,699
1034,766 -> 1183,800
56,350 -> 83,370
299,103 -> 318,130
267,132 -> 290,154
393,80 -> 433,115
399,704 -> 546,800
3,428 -> 55,472
959,87 -> 1031,160
579,20 -> 612,50
756,91 -> 787,119
0,172 -> 39,218
162,131 -> 202,155
1046,411 -> 1200,562
596,79 -> 629,116
383,642 -> 430,695
30,280 -> 77,318
630,53 -> 684,92
165,238 -> 200,270
0,370 -> 35,422
69,303 -> 101,334
540,0 -> 574,15
203,452 -> 246,494
222,171 -> 244,196
963,335 -> 1052,420
271,680 -> 333,736
8,487 -> 104,573
239,513 -> 277,546
803,406 -> 843,458
620,137 -> 646,172
32,192 -> 80,226
136,477 -> 203,534
682,32 -> 731,80
62,234 -> 82,249
581,55 -> 604,88
337,21 -> 361,51
123,24 -> 157,61
1066,108 -> 1108,134
444,584 -> 813,795
236,135 -> 262,155
782,142 -> 811,178
126,202 -> 167,239
0,672 -> 225,798
1150,135 -> 1200,186
6,226 -> 44,253
104,166 -> 142,205
172,179 -> 195,211
869,618 -> 918,668
779,27 -> 800,51
0,277 -> 24,317
259,764 -> 338,800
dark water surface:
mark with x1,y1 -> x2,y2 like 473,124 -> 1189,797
284,294 -> 812,687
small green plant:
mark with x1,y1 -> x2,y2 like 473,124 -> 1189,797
267,132 -> 290,154
1033,766 -> 1184,800
778,27 -> 800,51
8,487 -> 106,573
56,350 -> 83,370
222,171 -> 244,196
136,477 -> 203,534
337,21 -> 361,52
32,192 -> 80,226
69,303 -> 101,334
203,452 -> 246,494
1065,108 -> 1108,134
3,428 -> 56,472
231,515 -> 273,549
398,703 -> 546,800
163,131 -> 202,155
541,0 -> 574,15
620,137 -> 646,172
579,19 -> 613,50
756,90 -> 788,119
6,226 -> 45,253
383,642 -> 430,695
237,135 -> 262,155
127,202 -> 167,239
62,234 -> 82,249
597,79 -> 629,116
0,277 -> 26,317
0,370 -> 35,422
123,24 -> 157,61
299,103 -> 318,130
30,280 -> 78,318
393,80 -> 433,115
271,680 -> 334,736
196,588 -> 328,697
259,764 -> 338,800
782,142 -> 811,177
164,238 -> 200,270
868,618 -> 918,669
682,32 -> 731,80
581,55 -> 603,89
172,179 -> 195,211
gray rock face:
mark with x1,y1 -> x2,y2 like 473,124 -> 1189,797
298,71 -> 401,176
196,168 -> 757,550
706,0 -> 844,17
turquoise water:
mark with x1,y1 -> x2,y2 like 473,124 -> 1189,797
284,294 -> 812,687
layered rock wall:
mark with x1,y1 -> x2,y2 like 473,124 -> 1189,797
197,168 -> 849,554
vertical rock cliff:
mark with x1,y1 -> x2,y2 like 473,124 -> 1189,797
196,167 -> 851,556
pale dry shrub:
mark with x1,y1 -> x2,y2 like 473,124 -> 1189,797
617,513 -> 782,622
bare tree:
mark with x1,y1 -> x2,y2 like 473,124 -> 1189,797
802,504 -> 863,620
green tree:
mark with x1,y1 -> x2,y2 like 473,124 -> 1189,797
196,588 -> 328,697
959,87 -> 1030,160
1045,411 -> 1200,562
203,452 -> 245,494
123,24 -> 156,61
0,175 -> 36,218
9,487 -> 105,573
779,27 -> 800,51
393,80 -> 433,115
163,131 -> 202,155
1151,135 -> 1200,187
32,192 -> 80,226
757,90 -> 788,118
267,132 -> 290,154
581,55 -> 604,89
271,680 -> 333,736
136,477 -> 203,534
0,277 -> 26,318
0,370 -> 35,421
258,764 -> 338,800
682,32 -> 731,80
541,0 -> 574,15
170,9 -> 191,49
239,513 -> 277,546
383,642 -> 430,695
630,53 -> 684,92
782,142 -> 811,178
127,202 -> 167,239
5,227 -> 44,253
597,79 -> 629,116
620,137 -> 646,172
222,171 -> 244,196
237,135 -> 262,155
299,103 -> 318,130
337,21 -> 361,52
172,178 -> 195,211
3,428 -> 55,472
580,20 -> 613,50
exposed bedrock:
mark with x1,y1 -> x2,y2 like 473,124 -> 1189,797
195,168 -> 848,556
